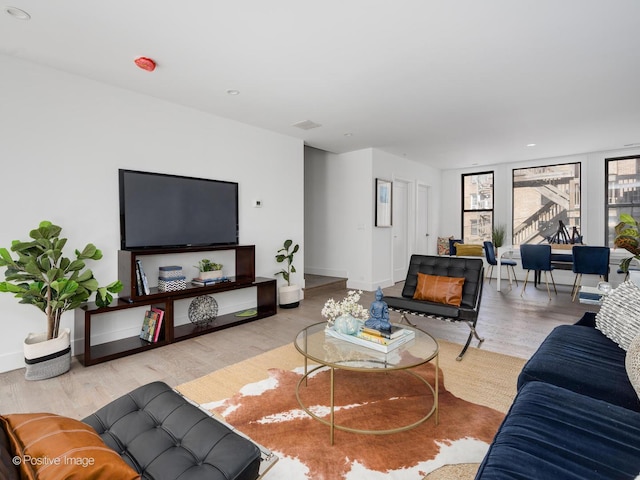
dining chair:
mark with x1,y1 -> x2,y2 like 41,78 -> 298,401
483,241 -> 518,286
520,244 -> 556,299
571,245 -> 610,301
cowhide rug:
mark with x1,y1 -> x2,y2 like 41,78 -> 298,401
202,361 -> 505,480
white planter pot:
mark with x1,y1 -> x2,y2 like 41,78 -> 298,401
279,284 -> 300,308
629,270 -> 640,286
23,328 -> 71,381
199,270 -> 224,280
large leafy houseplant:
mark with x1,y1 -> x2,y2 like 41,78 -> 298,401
275,239 -> 299,286
275,239 -> 301,308
0,221 -> 123,340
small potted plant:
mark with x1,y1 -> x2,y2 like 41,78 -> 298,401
614,213 -> 640,280
196,259 -> 224,280
321,290 -> 369,333
275,239 -> 300,308
492,223 -> 506,249
0,221 -> 122,380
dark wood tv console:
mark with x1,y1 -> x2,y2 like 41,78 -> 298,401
74,245 -> 276,366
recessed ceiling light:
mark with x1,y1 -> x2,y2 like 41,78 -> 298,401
5,6 -> 30,20
526,143 -> 536,147
344,132 -> 353,137
226,89 -> 240,96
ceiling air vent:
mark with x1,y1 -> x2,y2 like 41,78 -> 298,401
292,120 -> 322,130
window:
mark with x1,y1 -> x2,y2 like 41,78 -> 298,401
606,156 -> 640,246
462,172 -> 493,244
512,162 -> 581,245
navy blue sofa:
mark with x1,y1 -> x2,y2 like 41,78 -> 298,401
475,312 -> 640,480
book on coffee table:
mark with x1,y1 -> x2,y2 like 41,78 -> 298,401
360,325 -> 409,340
325,327 -> 415,353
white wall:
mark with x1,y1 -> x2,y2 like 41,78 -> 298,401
439,147 -> 640,285
304,147 -> 372,285
305,147 -> 441,291
372,150 -> 442,286
0,55 -> 304,373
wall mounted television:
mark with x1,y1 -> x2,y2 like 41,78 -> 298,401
119,169 -> 239,250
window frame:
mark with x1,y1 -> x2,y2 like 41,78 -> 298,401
461,171 -> 494,244
511,161 -> 581,245
605,155 -> 640,247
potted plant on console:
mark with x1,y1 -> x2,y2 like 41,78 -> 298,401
0,221 -> 122,380
275,239 -> 300,308
195,259 -> 224,280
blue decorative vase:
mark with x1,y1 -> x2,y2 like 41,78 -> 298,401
333,314 -> 361,335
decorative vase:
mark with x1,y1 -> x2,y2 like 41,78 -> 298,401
333,314 -> 361,335
23,328 -> 71,381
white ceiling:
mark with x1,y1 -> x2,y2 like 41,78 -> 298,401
3,0 -> 640,170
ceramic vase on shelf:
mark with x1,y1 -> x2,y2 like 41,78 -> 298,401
333,314 -> 361,335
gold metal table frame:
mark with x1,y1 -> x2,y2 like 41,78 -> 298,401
294,322 -> 439,445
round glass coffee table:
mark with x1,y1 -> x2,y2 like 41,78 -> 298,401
294,322 -> 439,444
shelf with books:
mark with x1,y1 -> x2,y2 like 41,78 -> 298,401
74,245 -> 276,366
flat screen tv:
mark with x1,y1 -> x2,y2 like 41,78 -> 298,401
119,169 -> 239,249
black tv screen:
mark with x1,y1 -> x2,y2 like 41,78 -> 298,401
119,169 -> 239,249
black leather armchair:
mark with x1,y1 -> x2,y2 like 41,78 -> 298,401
383,254 -> 484,360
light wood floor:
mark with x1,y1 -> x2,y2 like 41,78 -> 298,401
0,277 -> 594,419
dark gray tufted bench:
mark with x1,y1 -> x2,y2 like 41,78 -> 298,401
83,381 -> 273,480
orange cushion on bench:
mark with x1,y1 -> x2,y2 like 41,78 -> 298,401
1,413 -> 139,480
413,273 -> 465,306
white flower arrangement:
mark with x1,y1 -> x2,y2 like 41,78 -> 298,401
321,290 -> 369,325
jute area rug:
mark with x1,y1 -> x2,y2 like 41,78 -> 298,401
176,340 -> 526,480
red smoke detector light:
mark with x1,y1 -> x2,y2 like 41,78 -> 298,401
134,57 -> 156,72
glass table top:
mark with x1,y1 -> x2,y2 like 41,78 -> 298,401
294,322 -> 439,371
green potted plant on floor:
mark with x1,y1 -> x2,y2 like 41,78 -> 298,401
275,239 -> 300,308
0,220 -> 122,380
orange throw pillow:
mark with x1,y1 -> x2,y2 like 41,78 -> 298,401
1,413 -> 140,480
413,273 -> 465,306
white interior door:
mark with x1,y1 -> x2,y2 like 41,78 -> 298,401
393,180 -> 410,283
417,183 -> 430,254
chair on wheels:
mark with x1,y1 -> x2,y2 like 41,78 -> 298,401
520,244 -> 556,299
483,241 -> 518,286
571,245 -> 610,301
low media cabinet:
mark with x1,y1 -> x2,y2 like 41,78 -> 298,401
74,245 -> 276,366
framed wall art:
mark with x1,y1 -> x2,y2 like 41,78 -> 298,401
375,178 -> 392,227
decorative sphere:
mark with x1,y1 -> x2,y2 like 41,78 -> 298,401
188,295 -> 218,327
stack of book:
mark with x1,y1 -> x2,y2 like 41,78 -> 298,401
191,276 -> 230,286
578,286 -> 607,305
140,308 -> 165,343
135,260 -> 150,296
325,325 -> 415,353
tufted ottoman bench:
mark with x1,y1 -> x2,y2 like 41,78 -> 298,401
83,381 -> 270,480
